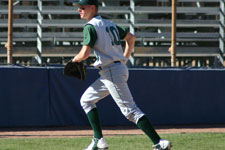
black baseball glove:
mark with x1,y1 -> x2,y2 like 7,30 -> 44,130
64,61 -> 87,80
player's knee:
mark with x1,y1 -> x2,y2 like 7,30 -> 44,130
80,96 -> 96,114
80,96 -> 88,109
80,99 -> 86,110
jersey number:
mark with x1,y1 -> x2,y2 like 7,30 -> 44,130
106,26 -> 121,46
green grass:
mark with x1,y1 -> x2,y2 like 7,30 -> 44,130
0,133 -> 225,150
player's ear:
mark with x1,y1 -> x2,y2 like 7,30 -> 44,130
90,5 -> 95,10
91,5 -> 97,12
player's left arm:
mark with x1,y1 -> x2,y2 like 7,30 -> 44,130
116,25 -> 136,59
123,33 -> 136,59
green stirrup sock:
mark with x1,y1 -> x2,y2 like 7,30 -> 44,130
137,115 -> 161,144
87,108 -> 103,139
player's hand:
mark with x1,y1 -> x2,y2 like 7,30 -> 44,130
72,57 -> 77,62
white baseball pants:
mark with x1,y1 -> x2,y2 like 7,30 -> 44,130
80,62 -> 144,124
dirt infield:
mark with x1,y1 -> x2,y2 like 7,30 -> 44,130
0,124 -> 225,138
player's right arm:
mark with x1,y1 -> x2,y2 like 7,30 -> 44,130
72,24 -> 97,63
72,45 -> 91,62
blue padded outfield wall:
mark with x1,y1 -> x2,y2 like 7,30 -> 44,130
0,66 -> 225,127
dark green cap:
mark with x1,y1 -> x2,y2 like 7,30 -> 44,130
73,0 -> 98,6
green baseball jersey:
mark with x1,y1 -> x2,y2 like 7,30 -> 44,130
82,16 -> 129,67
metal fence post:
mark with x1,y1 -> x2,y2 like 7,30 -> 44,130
129,0 -> 135,66
219,0 -> 225,66
130,0 -> 135,34
36,0 -> 43,64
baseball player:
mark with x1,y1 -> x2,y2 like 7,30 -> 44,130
71,0 -> 172,149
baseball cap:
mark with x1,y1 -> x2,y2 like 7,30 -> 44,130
72,0 -> 98,6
